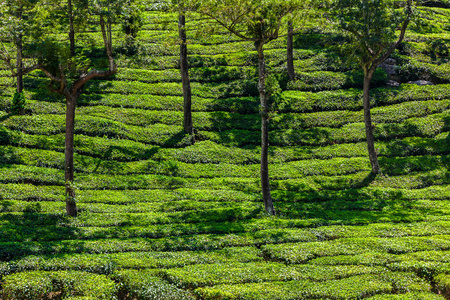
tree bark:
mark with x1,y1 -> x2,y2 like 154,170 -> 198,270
363,68 -> 381,174
287,21 -> 295,81
16,7 -> 23,94
65,93 -> 77,217
257,41 -> 275,215
178,13 -> 194,141
68,0 -> 75,57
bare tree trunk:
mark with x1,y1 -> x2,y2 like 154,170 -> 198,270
287,21 -> 295,81
363,68 -> 381,174
257,41 -> 275,215
68,0 -> 75,57
178,13 -> 194,141
65,94 -> 77,217
16,7 -> 23,94
108,17 -> 113,54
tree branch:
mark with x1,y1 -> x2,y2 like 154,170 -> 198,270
71,14 -> 117,93
373,0 -> 412,66
0,42 -> 16,76
39,66 -> 64,83
202,11 -> 255,41
22,64 -> 41,75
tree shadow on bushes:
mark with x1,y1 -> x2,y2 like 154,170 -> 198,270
271,171 -> 417,224
0,211 -> 84,262
270,113 -> 449,224
0,146 -> 21,166
0,126 -> 11,146
76,144 -> 160,174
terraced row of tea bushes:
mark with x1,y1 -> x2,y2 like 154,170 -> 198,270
194,273 -> 435,300
16,99 -> 445,131
2,270 -> 117,300
2,110 -> 447,147
162,262 -> 388,289
0,247 -> 263,280
2,201 -> 450,240
1,144 -> 448,178
114,269 -> 195,300
2,181 -> 449,204
2,125 -> 448,163
2,83 -> 449,115
0,198 -> 254,214
1,163 -> 448,191
1,116 -> 193,147
2,246 -> 450,280
262,235 -> 450,264
1,231 -> 450,267
199,111 -> 449,147
280,85 -> 450,113
113,66 -> 254,83
18,73 -> 449,104
0,205 -> 261,228
2,197 -> 450,231
0,157 -> 448,191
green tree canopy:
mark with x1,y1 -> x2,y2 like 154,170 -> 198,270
329,0 -> 413,70
196,0 -> 305,43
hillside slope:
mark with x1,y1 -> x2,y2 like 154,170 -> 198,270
0,1 -> 449,299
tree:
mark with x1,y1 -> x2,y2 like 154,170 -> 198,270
120,0 -> 143,47
0,1 -> 27,97
25,0 -> 118,217
68,0 -> 75,56
178,7 -> 194,140
329,0 -> 413,174
0,0 -> 43,114
166,0 -> 194,141
287,20 -> 295,81
197,0 -> 303,215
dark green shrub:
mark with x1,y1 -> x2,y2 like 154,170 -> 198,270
11,92 -> 26,115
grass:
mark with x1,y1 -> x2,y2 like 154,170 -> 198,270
0,2 -> 449,300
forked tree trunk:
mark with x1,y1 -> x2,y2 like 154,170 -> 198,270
178,13 -> 194,141
16,7 -> 23,94
256,41 -> 275,215
287,21 -> 295,81
36,15 -> 116,218
363,68 -> 381,174
65,94 -> 77,217
68,0 -> 75,57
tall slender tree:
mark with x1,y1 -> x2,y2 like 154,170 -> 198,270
167,0 -> 194,141
197,0 -> 303,215
68,0 -> 76,57
330,0 -> 413,174
22,0 -> 118,217
0,0 -> 39,114
287,20 -> 295,81
0,1 -> 26,93
179,10 -> 194,140
16,4 -> 24,93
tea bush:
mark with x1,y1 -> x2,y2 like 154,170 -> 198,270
2,270 -> 117,300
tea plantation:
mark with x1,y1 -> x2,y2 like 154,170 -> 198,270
0,0 -> 449,299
